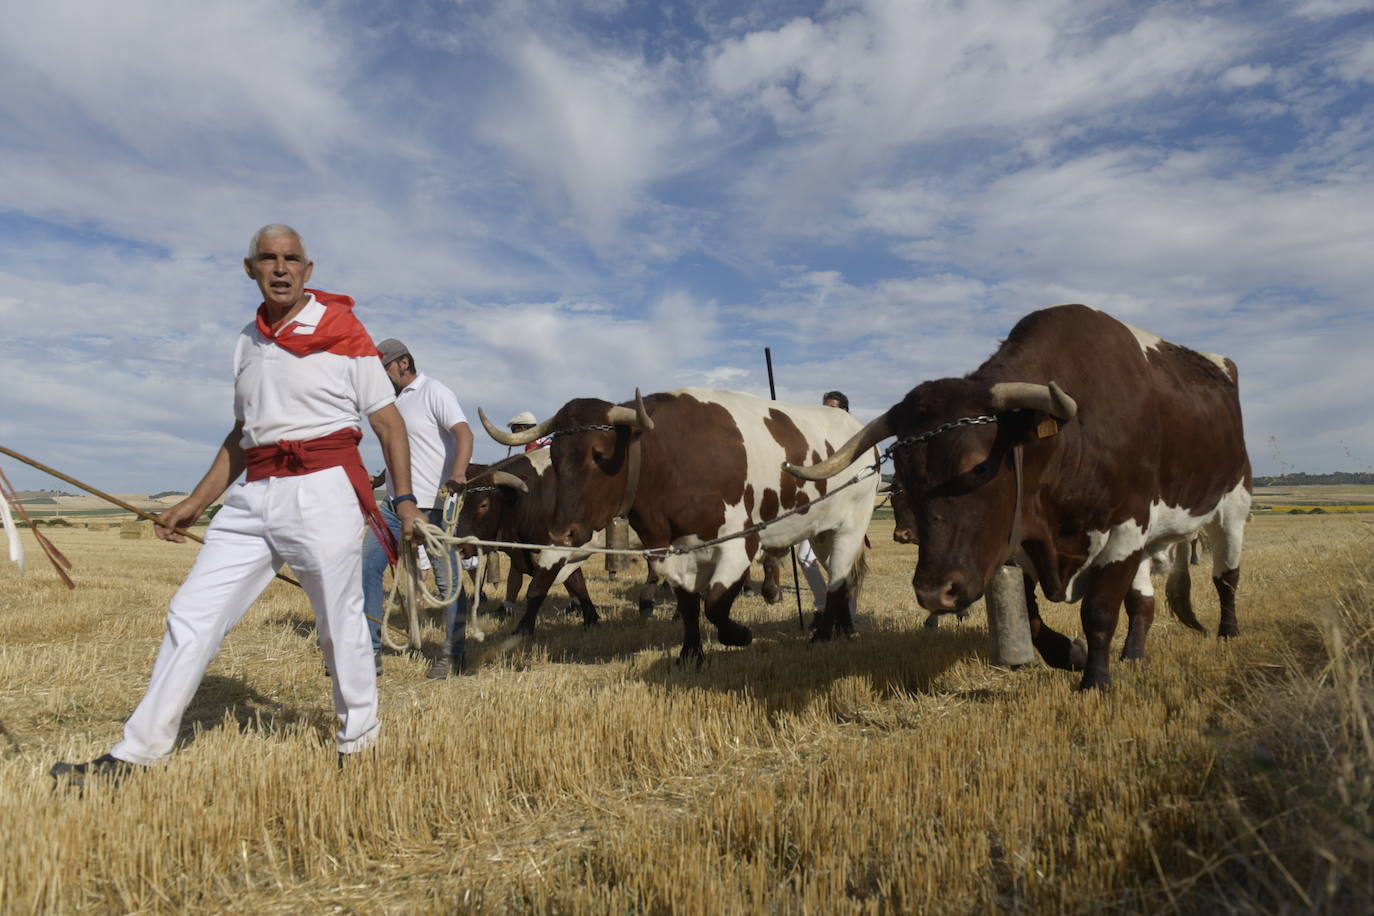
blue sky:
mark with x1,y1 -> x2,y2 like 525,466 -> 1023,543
2,0 -> 1372,493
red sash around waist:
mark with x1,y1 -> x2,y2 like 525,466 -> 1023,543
243,427 -> 397,564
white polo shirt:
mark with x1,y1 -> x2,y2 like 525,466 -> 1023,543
232,296 -> 395,448
385,372 -> 468,509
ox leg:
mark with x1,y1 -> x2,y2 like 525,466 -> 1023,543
562,567 -> 600,627
1121,557 -> 1156,661
514,565 -> 560,636
675,587 -> 705,665
1206,502 -> 1247,639
1214,570 -> 1240,638
704,579 -> 752,647
638,564 -> 660,619
497,558 -> 524,621
810,580 -> 856,642
1021,575 -> 1086,671
760,554 -> 782,605
1078,555 -> 1140,690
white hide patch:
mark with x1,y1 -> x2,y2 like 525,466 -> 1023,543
1065,476 -> 1250,603
1200,351 -> 1235,379
650,387 -> 880,593
1122,321 -> 1164,355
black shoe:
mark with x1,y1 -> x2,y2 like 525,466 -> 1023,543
50,753 -> 139,790
426,648 -> 467,679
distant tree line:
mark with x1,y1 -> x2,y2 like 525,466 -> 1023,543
1253,472 -> 1374,487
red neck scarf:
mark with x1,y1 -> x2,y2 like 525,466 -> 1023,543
255,289 -> 380,357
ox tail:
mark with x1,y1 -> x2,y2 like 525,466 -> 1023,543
1163,541 -> 1207,633
848,541 -> 869,603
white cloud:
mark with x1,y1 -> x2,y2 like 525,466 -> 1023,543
1288,0 -> 1374,19
478,36 -> 694,248
1222,63 -> 1273,87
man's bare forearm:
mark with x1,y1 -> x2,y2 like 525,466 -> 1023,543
449,422 -> 474,483
369,405 -> 414,497
186,424 -> 247,513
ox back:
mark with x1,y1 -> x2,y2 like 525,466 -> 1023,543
834,304 -> 1250,690
545,388 -> 880,661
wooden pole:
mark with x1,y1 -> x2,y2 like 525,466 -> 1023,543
764,348 -> 806,632
0,444 -> 301,589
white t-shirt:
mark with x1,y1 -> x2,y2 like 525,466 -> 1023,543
233,295 -> 395,448
385,372 -> 468,509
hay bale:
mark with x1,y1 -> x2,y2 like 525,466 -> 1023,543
120,520 -> 151,539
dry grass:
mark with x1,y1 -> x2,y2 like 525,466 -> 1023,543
1,513 -> 1371,913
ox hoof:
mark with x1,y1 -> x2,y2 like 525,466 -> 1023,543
638,601 -> 655,620
581,611 -> 601,628
1218,623 -> 1239,639
923,614 -> 940,629
1069,639 -> 1088,671
718,623 -> 753,647
676,645 -> 705,667
497,633 -> 530,654
1077,672 -> 1111,691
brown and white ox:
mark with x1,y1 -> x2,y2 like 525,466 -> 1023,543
481,388 -> 878,662
458,453 -> 665,633
787,305 -> 1251,690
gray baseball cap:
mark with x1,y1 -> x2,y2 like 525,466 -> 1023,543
375,338 -> 410,366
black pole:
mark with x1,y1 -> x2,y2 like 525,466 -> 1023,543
764,348 -> 807,632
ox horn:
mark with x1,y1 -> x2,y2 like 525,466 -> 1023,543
604,388 -> 655,432
987,380 -> 1077,420
487,470 -> 528,493
783,413 -> 893,481
478,407 -> 556,446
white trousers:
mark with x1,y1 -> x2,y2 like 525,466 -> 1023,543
112,466 -> 379,765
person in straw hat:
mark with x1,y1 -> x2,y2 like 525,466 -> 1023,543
507,411 -> 551,454
51,224 -> 421,787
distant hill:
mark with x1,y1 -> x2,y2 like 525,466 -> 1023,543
1253,472 -> 1374,487
150,491 -> 188,500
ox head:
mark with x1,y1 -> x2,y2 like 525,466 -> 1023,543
786,378 -> 1075,614
480,390 -> 654,547
885,482 -> 919,545
453,464 -> 528,558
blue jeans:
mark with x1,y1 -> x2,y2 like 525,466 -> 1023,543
362,504 -> 467,654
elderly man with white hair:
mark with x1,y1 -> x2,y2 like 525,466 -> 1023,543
52,224 -> 421,787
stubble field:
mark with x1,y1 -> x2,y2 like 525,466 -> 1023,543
1,512 -> 1371,913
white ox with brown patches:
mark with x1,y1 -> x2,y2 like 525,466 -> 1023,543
481,388 -> 879,661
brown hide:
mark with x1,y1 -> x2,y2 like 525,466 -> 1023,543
890,305 -> 1251,613
546,392 -> 746,553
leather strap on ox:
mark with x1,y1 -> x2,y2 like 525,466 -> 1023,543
617,431 -> 643,520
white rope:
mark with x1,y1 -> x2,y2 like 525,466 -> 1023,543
379,459 -> 882,645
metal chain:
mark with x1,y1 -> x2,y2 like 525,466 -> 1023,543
420,412 -> 998,563
884,414 -> 997,458
548,424 -> 617,437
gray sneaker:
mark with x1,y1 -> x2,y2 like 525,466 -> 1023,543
426,648 -> 466,679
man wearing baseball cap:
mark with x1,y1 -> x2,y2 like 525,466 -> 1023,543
365,339 -> 474,678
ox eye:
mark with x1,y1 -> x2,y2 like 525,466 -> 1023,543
971,462 -> 989,476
